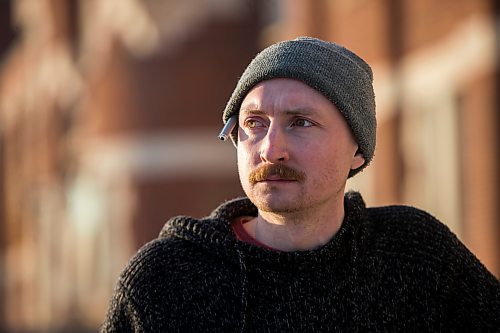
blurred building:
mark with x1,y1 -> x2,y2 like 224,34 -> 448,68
0,0 -> 498,332
0,0 -> 260,331
265,0 -> 499,277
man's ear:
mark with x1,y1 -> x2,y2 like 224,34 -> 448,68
350,150 -> 365,170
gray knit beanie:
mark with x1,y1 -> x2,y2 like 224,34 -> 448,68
222,37 -> 376,177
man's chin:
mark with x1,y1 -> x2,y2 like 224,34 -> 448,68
251,196 -> 299,214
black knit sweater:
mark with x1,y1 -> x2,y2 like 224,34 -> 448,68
102,192 -> 500,332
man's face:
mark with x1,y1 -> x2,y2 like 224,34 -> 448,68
237,78 -> 364,214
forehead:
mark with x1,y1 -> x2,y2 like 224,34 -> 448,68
239,78 -> 338,116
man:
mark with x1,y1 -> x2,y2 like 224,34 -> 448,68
102,37 -> 499,332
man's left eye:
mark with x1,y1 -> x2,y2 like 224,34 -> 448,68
291,118 -> 313,127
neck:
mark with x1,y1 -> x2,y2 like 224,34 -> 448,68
245,199 -> 346,252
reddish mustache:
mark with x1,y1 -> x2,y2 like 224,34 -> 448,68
249,164 -> 306,184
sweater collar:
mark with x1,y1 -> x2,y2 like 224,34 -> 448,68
160,191 -> 367,269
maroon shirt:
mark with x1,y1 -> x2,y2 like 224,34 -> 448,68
231,217 -> 279,251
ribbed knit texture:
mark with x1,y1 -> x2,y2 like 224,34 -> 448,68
222,37 -> 377,177
101,192 -> 500,332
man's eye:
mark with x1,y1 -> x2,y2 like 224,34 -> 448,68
244,119 -> 263,129
291,118 -> 314,127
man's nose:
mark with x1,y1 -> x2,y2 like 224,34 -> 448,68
259,125 -> 289,163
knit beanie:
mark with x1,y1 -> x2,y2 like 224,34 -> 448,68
222,37 -> 376,177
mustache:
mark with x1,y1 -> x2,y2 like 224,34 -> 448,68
249,164 -> 306,184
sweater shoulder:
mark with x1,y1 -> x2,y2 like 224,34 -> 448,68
107,227 -> 243,332
367,204 -> 447,234
364,205 -> 499,279
118,214 -> 239,295
118,236 -> 195,292
363,205 -> 459,261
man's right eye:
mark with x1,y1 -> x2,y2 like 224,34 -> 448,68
244,119 -> 262,129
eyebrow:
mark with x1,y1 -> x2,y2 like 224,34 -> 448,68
239,107 -> 316,117
283,109 -> 315,116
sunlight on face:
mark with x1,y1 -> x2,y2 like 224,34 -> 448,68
237,78 -> 364,215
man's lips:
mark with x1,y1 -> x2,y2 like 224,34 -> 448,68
261,175 -> 294,181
